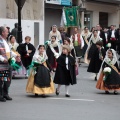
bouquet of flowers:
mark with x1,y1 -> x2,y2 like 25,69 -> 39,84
103,67 -> 111,81
8,57 -> 21,70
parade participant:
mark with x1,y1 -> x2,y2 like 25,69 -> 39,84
84,30 -> 101,64
0,26 -> 20,102
64,37 -> 76,59
108,25 -> 117,50
71,27 -> 84,66
8,35 -> 26,78
26,45 -> 54,97
17,36 -> 35,77
54,45 -> 76,97
64,38 -> 79,76
103,28 -> 109,50
46,36 -> 62,71
96,49 -> 120,94
116,28 -> 120,55
96,24 -> 106,49
87,41 -> 106,81
91,27 -> 95,33
82,27 -> 92,57
58,26 -> 68,43
49,25 -> 62,42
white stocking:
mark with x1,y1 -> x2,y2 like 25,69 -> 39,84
65,85 -> 69,95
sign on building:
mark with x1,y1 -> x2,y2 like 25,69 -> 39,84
46,0 -> 61,5
46,0 -> 72,6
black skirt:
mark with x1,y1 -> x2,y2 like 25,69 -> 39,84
34,64 -> 51,88
88,44 -> 97,59
104,63 -> 120,89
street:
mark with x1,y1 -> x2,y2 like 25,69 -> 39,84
0,63 -> 120,120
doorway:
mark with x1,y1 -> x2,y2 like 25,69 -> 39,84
99,12 -> 108,28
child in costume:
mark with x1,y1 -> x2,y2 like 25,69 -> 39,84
54,45 -> 76,97
46,36 -> 62,71
17,36 -> 35,77
26,45 -> 54,97
96,48 -> 120,94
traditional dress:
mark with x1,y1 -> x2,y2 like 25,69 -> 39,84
0,36 -> 17,99
46,41 -> 62,69
26,49 -> 55,95
71,33 -> 84,58
84,35 -> 101,64
49,25 -> 62,41
82,31 -> 91,57
96,49 -> 120,91
8,41 -> 26,77
54,54 -> 76,85
87,47 -> 106,73
108,29 -> 117,50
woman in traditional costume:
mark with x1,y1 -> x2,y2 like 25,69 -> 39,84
87,41 -> 106,81
96,49 -> 120,94
54,45 -> 76,97
46,36 -> 62,71
26,45 -> 55,97
49,25 -> 62,42
81,27 -> 92,57
84,30 -> 101,64
8,35 -> 26,77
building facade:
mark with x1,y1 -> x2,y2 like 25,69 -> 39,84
0,0 -> 44,47
81,0 -> 120,29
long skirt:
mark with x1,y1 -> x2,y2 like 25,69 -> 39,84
96,72 -> 120,91
26,69 -> 55,95
88,44 -> 97,60
74,46 -> 83,58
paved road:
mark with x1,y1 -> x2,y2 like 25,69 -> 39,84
0,64 -> 120,120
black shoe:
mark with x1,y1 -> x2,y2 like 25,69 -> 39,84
0,97 -> 6,102
114,91 -> 118,95
35,94 -> 38,97
41,94 -> 46,98
4,95 -> 12,100
94,77 -> 97,81
105,91 -> 110,94
56,88 -> 59,95
65,94 -> 70,97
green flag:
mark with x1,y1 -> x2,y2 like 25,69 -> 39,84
64,7 -> 78,27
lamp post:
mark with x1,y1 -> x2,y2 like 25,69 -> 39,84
15,0 -> 26,43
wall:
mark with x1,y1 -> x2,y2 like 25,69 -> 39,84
45,8 -> 62,40
0,19 -> 44,46
84,2 -> 119,28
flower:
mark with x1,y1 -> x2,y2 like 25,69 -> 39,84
106,43 -> 111,48
99,38 -> 103,41
103,67 -> 111,73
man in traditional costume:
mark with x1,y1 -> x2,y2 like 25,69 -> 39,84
71,27 -> 84,66
96,24 -> 106,50
0,26 -> 19,102
108,25 -> 117,50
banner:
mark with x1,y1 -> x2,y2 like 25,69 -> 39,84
61,0 -> 72,6
64,7 -> 78,27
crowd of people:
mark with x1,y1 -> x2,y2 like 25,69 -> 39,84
0,23 -> 120,102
